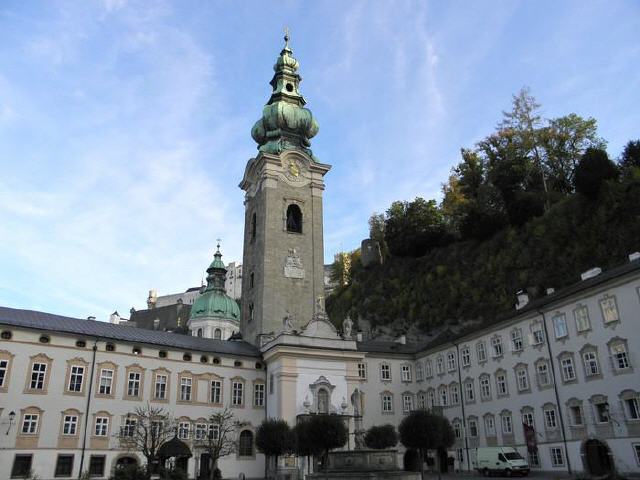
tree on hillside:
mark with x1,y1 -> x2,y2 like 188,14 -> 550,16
193,408 -> 240,480
364,424 -> 398,450
256,418 -> 295,479
118,404 -> 176,478
399,411 -> 455,480
574,148 -> 619,199
619,139 -> 640,176
368,212 -> 389,258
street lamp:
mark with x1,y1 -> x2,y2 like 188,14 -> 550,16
5,411 -> 15,435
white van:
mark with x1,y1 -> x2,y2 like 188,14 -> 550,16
475,447 -> 529,476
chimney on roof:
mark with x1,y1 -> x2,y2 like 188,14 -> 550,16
147,289 -> 157,309
396,334 -> 406,345
109,311 -> 120,324
629,252 -> 640,262
546,288 -> 555,296
515,290 -> 529,310
581,267 -> 602,281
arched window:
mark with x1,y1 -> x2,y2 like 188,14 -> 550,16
214,329 -> 222,340
286,204 -> 302,233
197,328 -> 203,338
317,388 -> 329,414
251,213 -> 257,241
238,430 -> 253,456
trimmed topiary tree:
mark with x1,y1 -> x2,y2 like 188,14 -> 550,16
574,148 -> 618,199
303,415 -> 348,480
364,424 -> 398,450
255,418 -> 295,479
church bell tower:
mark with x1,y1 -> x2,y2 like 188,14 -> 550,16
239,32 -> 331,346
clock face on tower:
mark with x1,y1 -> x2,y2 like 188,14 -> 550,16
285,158 -> 301,181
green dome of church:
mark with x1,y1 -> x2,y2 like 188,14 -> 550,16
251,30 -> 319,159
189,246 -> 240,322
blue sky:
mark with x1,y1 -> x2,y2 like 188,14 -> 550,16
1,0 -> 638,321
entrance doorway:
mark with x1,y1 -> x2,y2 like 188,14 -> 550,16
584,439 -> 613,476
437,447 -> 449,474
199,454 -> 211,480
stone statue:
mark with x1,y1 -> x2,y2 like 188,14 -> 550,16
314,296 -> 326,317
351,388 -> 365,449
283,311 -> 294,332
342,316 -> 353,338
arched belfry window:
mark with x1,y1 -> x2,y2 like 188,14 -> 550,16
214,328 -> 222,340
286,204 -> 302,233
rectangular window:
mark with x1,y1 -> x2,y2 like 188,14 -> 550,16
55,454 -> 74,477
382,394 -> 393,413
491,337 -> 503,357
127,372 -> 140,397
468,419 -> 478,437
89,456 -> 106,477
561,357 -> 576,382
63,415 -> 78,435
496,374 -> 508,396
626,398 -> 640,420
178,422 -> 190,440
537,363 -> 550,386
380,364 -> 391,381
501,415 -> 513,434
634,444 -> 640,466
21,414 -> 38,434
68,365 -> 85,392
522,412 -> 534,427
447,352 -> 456,371
595,403 -> 610,423
401,364 -> 412,382
211,380 -> 222,404
95,417 -> 109,436
425,360 -> 433,378
30,363 -> 47,390
570,406 -> 583,426
511,330 -> 523,352
600,296 -> 619,323
465,381 -> 475,401
574,306 -> 591,332
544,408 -> 558,429
480,377 -> 491,399
151,420 -> 163,438
0,359 -> 8,387
180,377 -> 192,401
477,342 -> 487,362
453,422 -> 461,439
415,362 -> 423,381
550,447 -> 565,467
122,418 -> 136,437
402,394 -> 414,413
461,347 -> 470,367
611,344 -> 630,370
485,416 -> 495,436
583,352 -> 600,376
450,384 -> 460,405
254,383 -> 265,407
195,423 -> 207,440
417,393 -> 426,409
208,424 -> 220,441
11,455 -> 33,479
531,327 -> 545,345
553,314 -> 568,339
154,374 -> 167,400
516,368 -> 529,391
439,388 -> 448,406
357,363 -> 367,380
528,451 -> 540,467
98,369 -> 113,395
436,356 -> 444,374
232,381 -> 244,406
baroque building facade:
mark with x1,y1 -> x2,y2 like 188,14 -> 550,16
1,36 -> 639,479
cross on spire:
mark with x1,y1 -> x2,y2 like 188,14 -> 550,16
284,26 -> 290,48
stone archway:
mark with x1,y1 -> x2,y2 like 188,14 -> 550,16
583,439 -> 613,476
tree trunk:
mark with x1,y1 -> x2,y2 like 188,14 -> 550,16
420,449 -> 425,480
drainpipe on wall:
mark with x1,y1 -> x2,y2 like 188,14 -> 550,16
453,341 -> 471,472
263,362 -> 269,480
538,309 -> 572,475
78,339 -> 98,478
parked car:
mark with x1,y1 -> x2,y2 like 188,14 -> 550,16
475,447 -> 530,476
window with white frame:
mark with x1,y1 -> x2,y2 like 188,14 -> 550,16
480,375 -> 491,399
357,363 -> 367,380
436,356 -> 444,375
178,421 -> 190,440
468,418 -> 478,437
461,347 -> 470,367
511,329 -> 523,352
484,415 -> 496,436
624,396 -> 640,420
553,314 -> 568,339
122,417 -> 136,437
195,423 -> 207,440
447,351 -> 456,371
232,380 -> 244,406
496,371 -> 508,396
427,390 -> 435,408
568,405 -> 583,426
610,341 -> 631,370
180,377 -> 192,401
544,407 -> 558,429
476,342 -> 487,362
401,364 -> 412,382
600,295 -> 620,324
560,356 -> 576,382
516,367 -> 529,391
95,417 -> 109,436
210,380 -> 222,404
450,384 -> 460,405
453,421 -> 462,439
550,447 -> 564,466
439,386 -> 449,406
501,413 -> 513,434
98,369 -> 113,395
528,450 -> 540,467
633,444 -> 640,466
68,365 -> 85,392
208,424 -> 220,440
417,392 -> 426,409
582,351 -> 600,376
536,361 -> 551,387
22,414 -> 39,434
402,393 -> 414,413
531,324 -> 545,345
465,380 -> 475,402
382,393 -> 393,413
380,363 -> 391,381
594,401 -> 610,423
63,415 -> 78,435
574,305 -> 591,332
30,363 -> 47,390
0,359 -> 7,388
416,362 -> 423,381
154,374 -> 167,400
522,410 -> 534,428
254,383 -> 265,407
127,372 -> 141,397
491,336 -> 503,357
425,360 -> 433,378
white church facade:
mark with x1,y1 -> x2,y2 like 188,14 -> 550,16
1,35 -> 640,480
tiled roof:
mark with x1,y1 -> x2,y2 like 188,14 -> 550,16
0,306 -> 260,357
129,303 -> 192,332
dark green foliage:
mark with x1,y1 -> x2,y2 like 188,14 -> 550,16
364,424 -> 398,449
159,468 -> 188,480
398,411 -> 455,452
293,420 -> 316,457
574,148 -> 619,199
619,140 -> 640,175
110,465 -> 148,480
255,418 -> 294,464
326,177 -> 640,329
297,415 -> 347,467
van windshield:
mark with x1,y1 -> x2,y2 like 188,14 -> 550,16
505,452 -> 524,460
